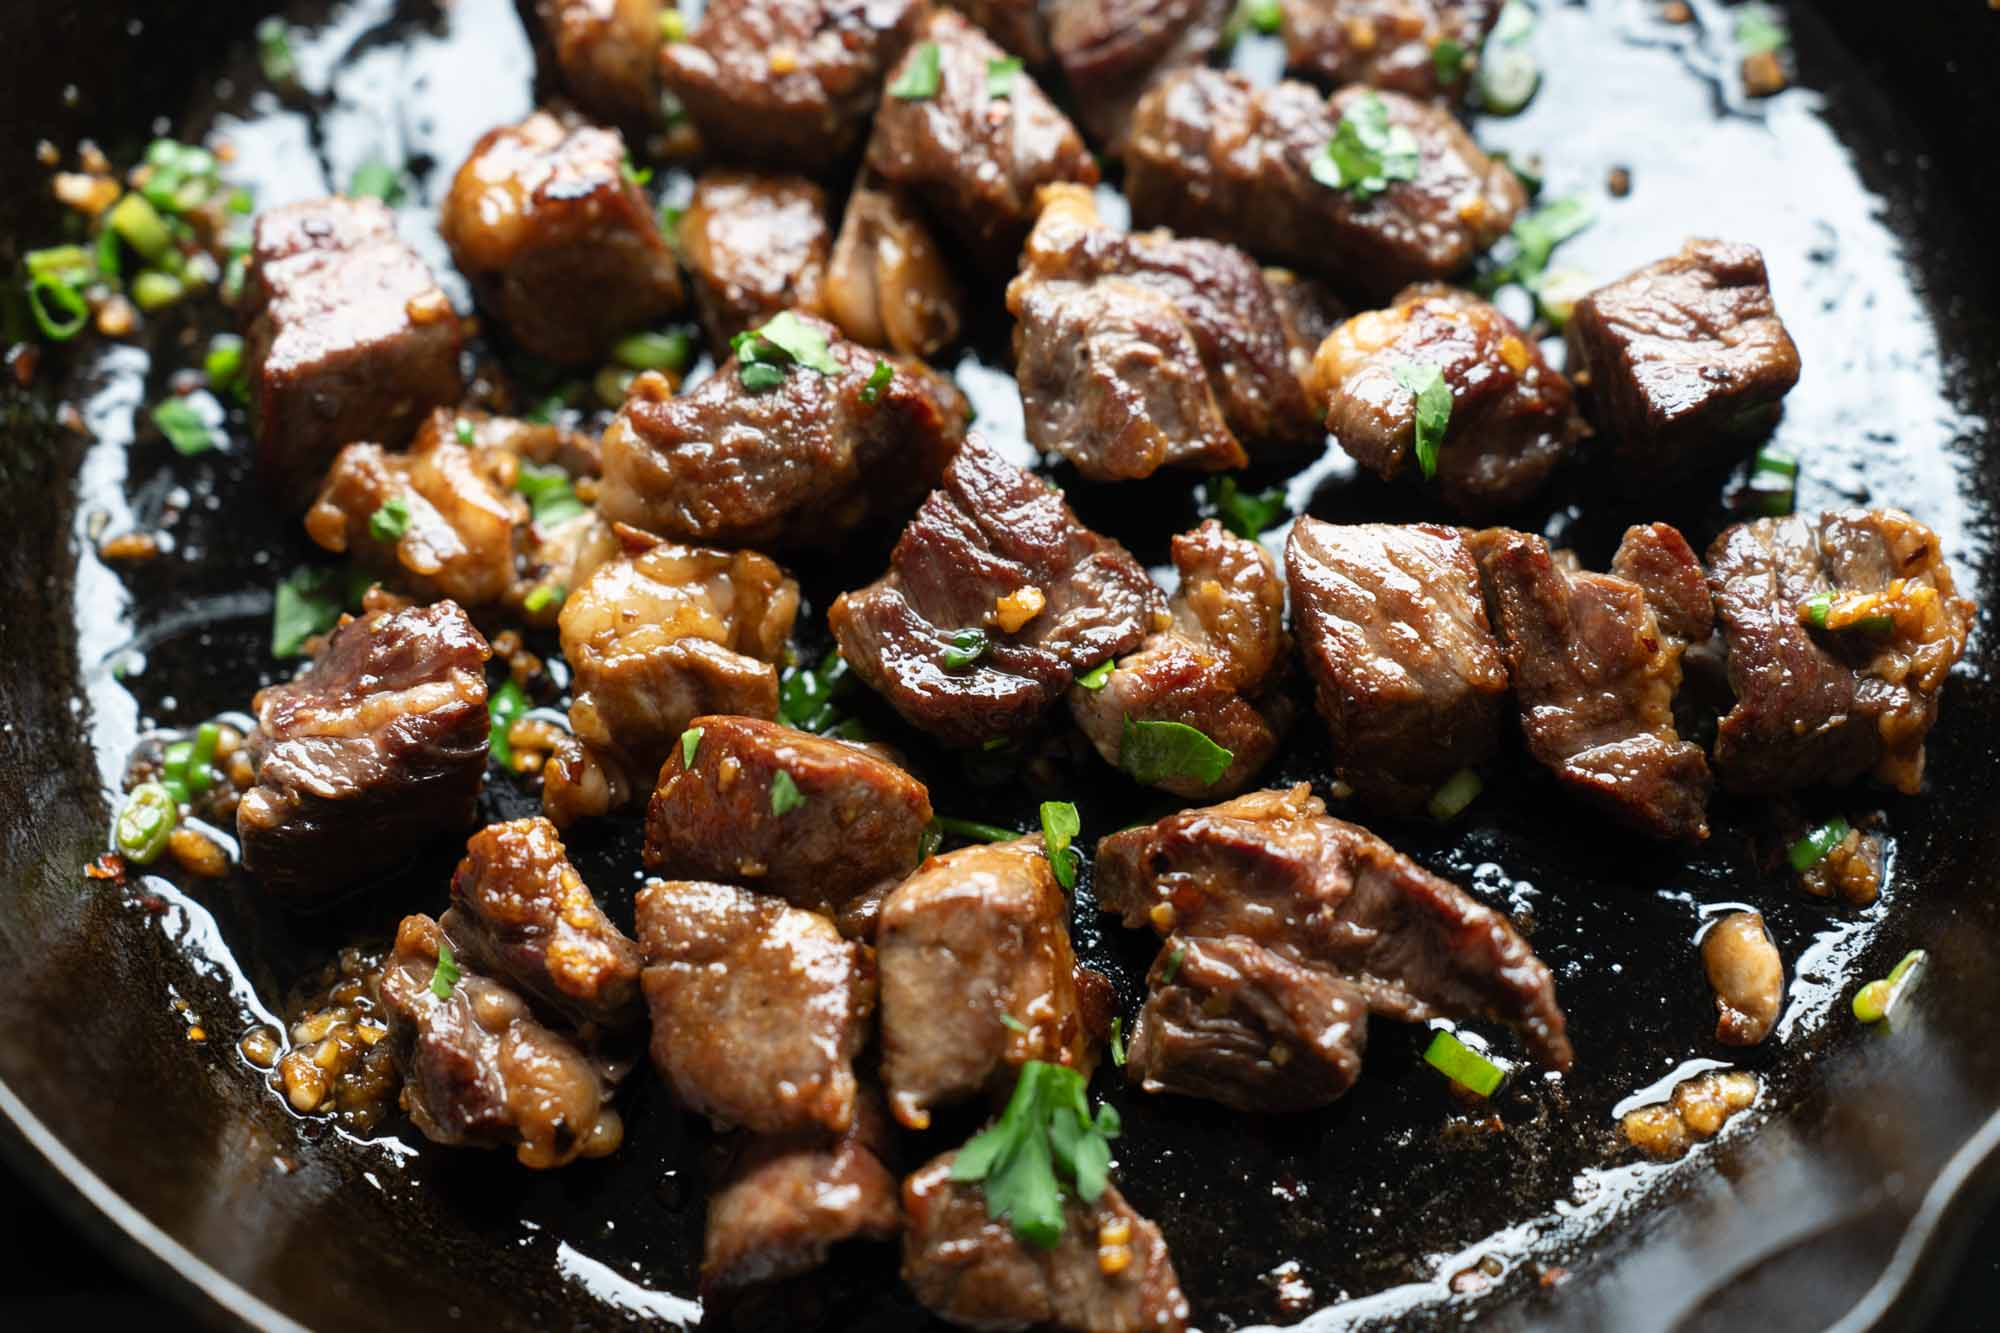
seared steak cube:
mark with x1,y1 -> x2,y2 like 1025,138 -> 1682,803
441,817 -> 643,1029
940,0 -> 1051,63
440,111 -> 684,366
680,170 -> 832,352
1565,239 -> 1801,482
903,1153 -> 1190,1333
1611,519 -> 1717,645
238,601 -> 489,902
830,435 -> 1166,747
1070,520 -> 1294,797
1707,508 -> 1972,795
824,174 -> 968,358
377,913 -> 625,1169
1285,518 -> 1508,811
597,315 -> 967,550
636,879 -> 876,1135
1309,282 -> 1581,512
642,715 -> 933,923
660,0 -> 926,169
534,0 -> 664,127
1123,71 -> 1523,300
1279,0 -> 1500,100
242,197 -> 463,510
865,8 -> 1099,274
1048,0 -> 1233,151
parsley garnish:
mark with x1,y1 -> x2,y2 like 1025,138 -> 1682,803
733,311 -> 840,390
1392,363 -> 1452,480
1309,93 -> 1420,199
999,1013 -> 1028,1034
950,1061 -> 1121,1248
680,726 -> 703,769
1734,4 -> 1786,56
489,677 -> 529,766
1432,37 -> 1466,85
986,56 -> 1022,98
779,648 -> 854,733
943,628 -> 990,670
1476,195 -> 1595,316
770,768 -> 806,815
271,566 -> 368,658
933,816 -> 1021,844
1076,660 -> 1114,691
620,154 -> 653,188
740,362 -> 785,392
514,461 -> 589,528
861,359 -> 894,404
1039,800 -> 1080,891
1212,475 -> 1286,539
430,939 -> 461,999
1161,942 -> 1187,984
890,41 -> 942,100
153,397 -> 220,456
348,160 -> 405,205
368,496 -> 411,543
1120,717 -> 1233,787
453,416 -> 476,445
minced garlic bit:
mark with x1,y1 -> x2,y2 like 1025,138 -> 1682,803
1097,1242 -> 1133,1276
769,47 -> 799,75
1498,335 -> 1531,374
167,826 -> 230,878
1621,1069 -> 1759,1160
994,585 -> 1046,633
98,532 -> 159,562
1148,902 -> 1176,931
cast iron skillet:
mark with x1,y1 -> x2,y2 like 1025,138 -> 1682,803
2,1 -> 1996,1329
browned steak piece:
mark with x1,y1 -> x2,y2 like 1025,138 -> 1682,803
1069,520 -> 1294,797
238,601 -> 489,902
1279,0 -> 1500,100
878,839 -> 1102,1130
830,436 -> 1167,747
702,1093 -> 901,1296
1047,0 -> 1233,152
441,817 -> 643,1029
1707,509 -> 1972,795
1125,934 -> 1368,1112
542,537 -> 799,826
1284,518 -> 1508,811
242,197 -> 462,510
643,715 -> 933,923
1470,526 -> 1713,841
377,913 -> 625,1169
865,8 -> 1099,274
823,174 -> 968,359
1611,520 -> 1716,645
534,0 -> 664,128
597,316 -> 967,550
1309,282 -> 1581,512
903,1153 -> 1190,1333
940,0 -> 1051,63
1565,239 -> 1801,483
636,879 -> 876,1135
680,170 -> 831,352
1007,184 -> 1325,480
1123,71 -> 1523,301
661,0 -> 925,169
441,111 -> 683,367
1097,784 -> 1572,1071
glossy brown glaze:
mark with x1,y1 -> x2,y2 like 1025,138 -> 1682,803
1278,0 -> 1499,101
823,174 -> 968,359
680,169 -> 832,352
532,0 -> 665,127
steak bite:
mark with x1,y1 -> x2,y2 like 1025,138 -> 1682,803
238,601 -> 490,902
903,1153 -> 1191,1333
1097,785 -> 1573,1075
830,436 -> 1167,748
441,817 -> 643,1030
541,537 -> 799,826
1470,526 -> 1714,842
865,8 -> 1099,274
1565,239 -> 1801,482
596,316 -> 967,550
679,170 -> 832,352
533,0 -> 664,128
242,196 -> 463,510
636,879 -> 876,1135
1069,520 -> 1295,797
1123,71 -> 1524,301
660,0 -> 926,170
1284,518 -> 1508,812
1006,183 -> 1327,481
643,715 -> 934,923
440,111 -> 684,367
824,175 -> 968,359
1047,0 -> 1233,152
1278,0 -> 1501,100
377,913 -> 625,1169
1707,508 -> 1973,795
1309,282 -> 1581,512
940,0 -> 1051,63
877,839 -> 1102,1130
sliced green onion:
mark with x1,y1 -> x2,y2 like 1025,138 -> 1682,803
188,721 -> 221,795
348,160 -> 403,203
613,329 -> 694,373
95,225 -> 124,285
595,363 -> 638,407
1803,592 -> 1835,629
999,1012 -> 1028,1034
522,581 -> 564,614
680,727 -> 703,769
108,193 -> 172,263
1040,800 -> 1080,890
1754,446 -> 1799,477
26,273 -> 88,341
770,768 -> 806,815
226,187 -> 255,215
620,154 -> 652,189
430,939 -> 461,999
1160,942 -> 1186,985
943,627 -> 990,670
220,251 -> 250,305
1076,660 -> 1113,690
1108,1016 -> 1127,1066
860,359 -> 894,404
489,678 -> 529,766
513,461 -> 589,528
1424,1029 -> 1508,1097
258,17 -> 298,86
133,271 -> 186,312
115,782 -> 179,864
204,334 -> 245,395
659,8 -> 688,41
1788,816 -> 1851,873
1428,768 -> 1483,821
368,496 -> 412,543
25,244 -> 94,286
890,41 -> 942,100
1853,948 -> 1926,1024
740,361 -> 785,392
161,741 -> 194,790
1432,37 -> 1467,86
453,416 -> 476,445
933,815 -> 1020,844
986,56 -> 1023,99
152,398 -> 217,456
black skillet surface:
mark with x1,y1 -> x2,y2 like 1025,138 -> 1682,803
1,1 -> 1996,1330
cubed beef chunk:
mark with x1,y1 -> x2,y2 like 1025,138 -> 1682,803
534,0 -> 664,127
238,602 -> 489,902
440,111 -> 683,366
1284,518 -> 1508,811
1565,239 -> 1801,483
1098,785 -> 1572,1073
1006,184 -> 1326,480
1309,282 -> 1581,512
824,175 -> 968,359
378,913 -> 625,1168
940,0 -> 1051,63
1611,520 -> 1716,645
1126,934 -> 1368,1112
661,0 -> 926,169
242,197 -> 463,510
643,715 -> 933,924
680,170 -> 832,352
830,436 -> 1167,747
1279,0 -> 1500,100
1707,509 -> 1972,795
878,839 -> 1100,1129
1123,72 -> 1523,301
440,817 -> 643,1029
866,9 -> 1099,274
597,317 -> 967,550
636,879 -> 876,1135
703,1093 -> 901,1296
903,1153 -> 1190,1333
542,537 -> 799,826
1070,520 -> 1294,797
1470,526 -> 1713,841
1048,0 -> 1233,152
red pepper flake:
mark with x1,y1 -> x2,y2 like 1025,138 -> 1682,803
1539,1266 -> 1571,1289
84,851 -> 126,881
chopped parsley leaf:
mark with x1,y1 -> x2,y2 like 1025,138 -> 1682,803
943,627 -> 990,670
1212,475 -> 1286,539
986,56 -> 1022,98
890,41 -> 943,100
1391,363 -> 1452,480
1120,717 -> 1233,787
489,678 -> 530,767
368,496 -> 411,543
1309,92 -> 1420,199
770,768 -> 806,815
430,939 -> 461,999
681,726 -> 704,769
1039,800 -> 1080,891
950,1061 -> 1121,1248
